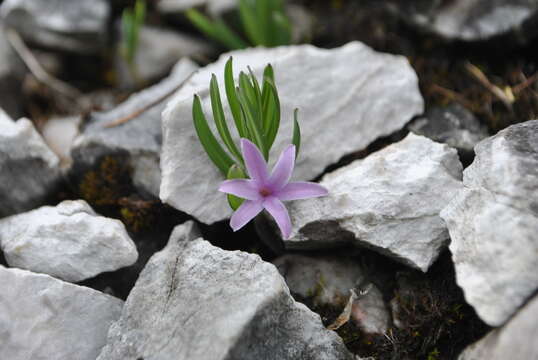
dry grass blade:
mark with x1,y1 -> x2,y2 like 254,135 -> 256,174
327,289 -> 358,331
464,61 -> 514,109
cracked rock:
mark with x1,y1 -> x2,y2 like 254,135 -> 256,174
0,117 -> 61,217
97,221 -> 353,360
71,58 -> 199,197
441,120 -> 538,326
459,294 -> 538,360
0,0 -> 110,54
0,200 -> 138,282
281,133 -> 463,272
388,0 -> 538,43
0,265 -> 123,360
160,42 -> 424,224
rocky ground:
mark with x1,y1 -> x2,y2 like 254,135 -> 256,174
1,1 -> 537,359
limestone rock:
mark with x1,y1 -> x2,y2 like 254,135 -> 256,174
97,221 -> 353,360
0,265 -> 123,360
0,117 -> 61,217
282,133 -> 463,272
458,294 -> 538,360
0,0 -> 110,54
71,58 -> 199,197
160,42 -> 424,224
441,120 -> 538,326
0,200 -> 138,282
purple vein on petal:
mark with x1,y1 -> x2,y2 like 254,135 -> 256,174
230,200 -> 264,232
219,179 -> 260,200
268,144 -> 296,191
241,138 -> 268,184
276,182 -> 329,201
263,196 -> 292,239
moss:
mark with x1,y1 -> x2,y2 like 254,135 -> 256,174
79,156 -> 132,206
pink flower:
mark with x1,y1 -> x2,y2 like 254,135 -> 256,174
219,139 -> 328,239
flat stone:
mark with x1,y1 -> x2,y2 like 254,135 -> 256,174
282,133 -> 463,272
458,294 -> 538,360
160,42 -> 424,224
71,58 -> 199,197
0,117 -> 61,217
388,0 -> 538,43
0,0 -> 110,54
97,221 -> 353,360
116,25 -> 212,88
408,103 -> 489,162
441,120 -> 538,326
0,265 -> 123,360
0,200 -> 138,282
273,253 -> 390,334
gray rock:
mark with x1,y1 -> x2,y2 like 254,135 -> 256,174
0,21 -> 25,119
97,221 -> 353,360
160,42 -> 424,224
274,254 -> 390,334
0,0 -> 110,54
116,25 -> 212,88
458,294 -> 538,360
0,200 -> 138,282
0,265 -> 123,360
0,117 -> 61,217
282,133 -> 463,272
71,59 -> 199,197
408,103 -> 489,161
157,0 -> 236,16
388,0 -> 538,43
440,120 -> 538,326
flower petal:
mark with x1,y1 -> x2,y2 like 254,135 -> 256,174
263,196 -> 292,239
219,179 -> 261,200
276,181 -> 328,201
230,200 -> 264,232
241,138 -> 268,184
268,144 -> 295,191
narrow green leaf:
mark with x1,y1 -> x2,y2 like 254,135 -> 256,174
210,75 -> 243,164
185,9 -> 248,50
224,58 -> 246,138
226,165 -> 246,210
238,0 -> 263,45
265,80 -> 281,150
237,87 -> 266,158
192,95 -> 234,175
261,64 -> 275,133
239,72 -> 257,109
271,10 -> 292,46
292,108 -> 301,159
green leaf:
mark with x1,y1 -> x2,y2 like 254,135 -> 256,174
292,108 -> 301,159
271,10 -> 292,46
224,58 -> 247,138
192,95 -> 234,175
226,165 -> 246,210
209,75 -> 243,163
238,0 -> 263,45
265,80 -> 281,150
237,87 -> 266,158
185,9 -> 248,50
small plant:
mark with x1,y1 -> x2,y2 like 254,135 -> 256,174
120,0 -> 146,75
186,0 -> 292,50
192,58 -> 327,238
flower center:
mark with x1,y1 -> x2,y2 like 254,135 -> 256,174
259,187 -> 272,197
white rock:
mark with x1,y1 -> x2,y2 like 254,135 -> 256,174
441,120 -> 538,326
0,0 -> 110,54
0,200 -> 138,282
72,58 -> 199,197
458,294 -> 538,360
157,0 -> 236,16
0,265 -> 123,360
160,42 -> 424,224
282,133 -> 463,272
41,116 -> 81,166
0,118 -> 61,217
97,221 -> 353,360
116,25 -> 212,88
